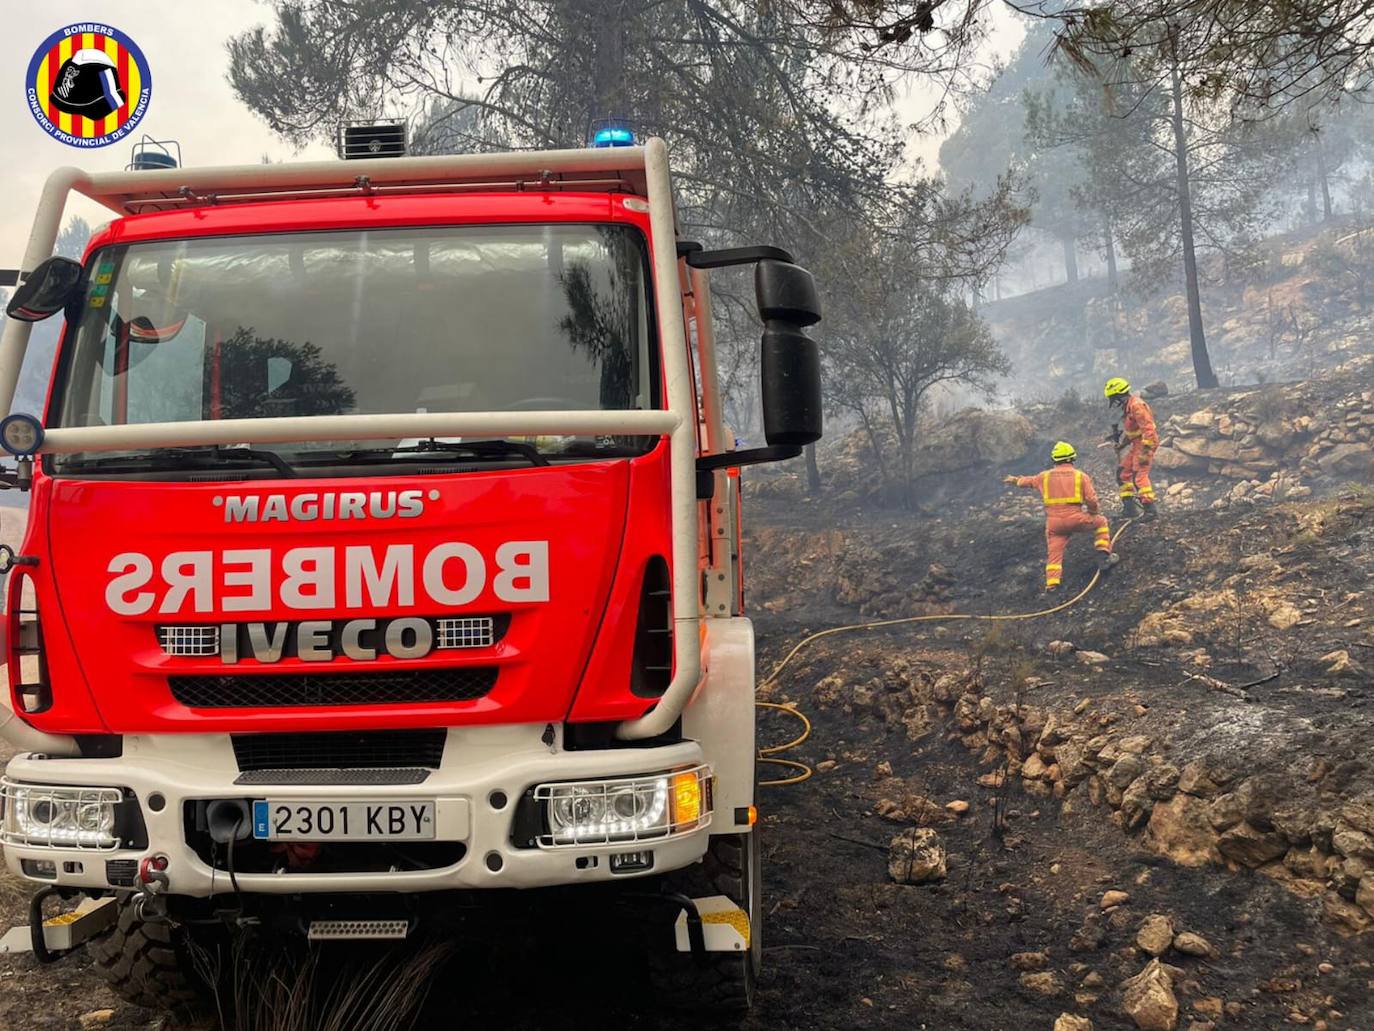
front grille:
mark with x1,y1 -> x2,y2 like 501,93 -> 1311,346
156,615 -> 508,658
169,668 -> 497,709
436,616 -> 495,649
158,625 -> 220,656
232,729 -> 447,772
235,768 -> 431,786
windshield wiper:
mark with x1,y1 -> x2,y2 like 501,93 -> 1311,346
62,446 -> 297,477
315,439 -> 551,468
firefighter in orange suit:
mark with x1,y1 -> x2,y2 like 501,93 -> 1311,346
1105,377 -> 1158,519
1004,442 -> 1118,592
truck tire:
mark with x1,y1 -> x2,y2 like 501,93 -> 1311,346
87,897 -> 217,1017
649,830 -> 762,1014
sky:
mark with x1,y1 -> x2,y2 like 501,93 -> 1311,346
0,1 -> 1025,268
0,1 -> 334,269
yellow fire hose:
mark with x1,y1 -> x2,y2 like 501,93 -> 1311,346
754,520 -> 1135,787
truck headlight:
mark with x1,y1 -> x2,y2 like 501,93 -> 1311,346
1,781 -> 124,850
535,766 -> 711,847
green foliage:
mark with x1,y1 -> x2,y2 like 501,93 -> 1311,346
821,188 -> 1019,506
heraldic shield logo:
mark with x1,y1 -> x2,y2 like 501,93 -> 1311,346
26,23 -> 152,148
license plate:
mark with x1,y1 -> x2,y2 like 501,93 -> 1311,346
252,800 -> 436,841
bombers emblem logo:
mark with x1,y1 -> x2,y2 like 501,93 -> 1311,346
26,23 -> 151,148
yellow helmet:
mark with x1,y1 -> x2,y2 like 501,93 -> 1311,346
1104,377 -> 1131,399
1051,441 -> 1077,464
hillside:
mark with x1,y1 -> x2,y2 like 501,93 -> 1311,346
985,223 -> 1374,401
3,370 -> 1373,1029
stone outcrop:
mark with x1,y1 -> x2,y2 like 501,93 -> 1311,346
1150,387 -> 1374,499
895,667 -> 1374,935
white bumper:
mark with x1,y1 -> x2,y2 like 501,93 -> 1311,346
1,723 -> 712,896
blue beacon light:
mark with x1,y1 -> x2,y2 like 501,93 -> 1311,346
591,126 -> 635,148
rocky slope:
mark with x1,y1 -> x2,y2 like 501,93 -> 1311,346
985,222 -> 1374,399
739,370 -> 1374,1029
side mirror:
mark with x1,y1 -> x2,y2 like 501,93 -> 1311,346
5,257 -> 84,323
756,260 -> 822,447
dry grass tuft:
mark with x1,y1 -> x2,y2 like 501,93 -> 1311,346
222,934 -> 451,1031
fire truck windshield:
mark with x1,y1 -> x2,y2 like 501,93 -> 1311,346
51,223 -> 655,473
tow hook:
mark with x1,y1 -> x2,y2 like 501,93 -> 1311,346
133,855 -> 171,924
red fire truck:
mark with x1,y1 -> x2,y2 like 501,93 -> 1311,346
0,131 -> 821,1014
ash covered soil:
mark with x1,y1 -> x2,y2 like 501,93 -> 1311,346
733,484 -> 1374,1031
3,389 -> 1374,1029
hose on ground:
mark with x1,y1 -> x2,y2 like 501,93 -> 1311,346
755,520 -> 1135,788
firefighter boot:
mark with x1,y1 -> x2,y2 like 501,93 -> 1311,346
1141,501 -> 1158,522
1099,552 -> 1120,572
1122,496 -> 1143,519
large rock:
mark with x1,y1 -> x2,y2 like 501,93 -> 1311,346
1333,825 -> 1374,860
1152,446 -> 1194,471
1217,822 -> 1288,868
888,827 -> 948,884
1316,442 -> 1374,478
1019,971 -> 1063,996
1172,932 -> 1215,958
1136,914 -> 1175,956
916,408 -> 1035,476
1358,875 -> 1374,918
1056,740 -> 1092,788
1121,777 -> 1156,829
1256,419 -> 1299,449
1342,801 -> 1374,836
1323,891 -> 1372,934
1177,762 -> 1222,799
1055,1016 -> 1094,1031
1121,959 -> 1179,1030
1171,435 -> 1241,462
1146,795 -> 1220,867
1109,754 -> 1148,789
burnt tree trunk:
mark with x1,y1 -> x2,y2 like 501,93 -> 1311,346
1315,137 -> 1334,222
804,442 -> 821,494
1103,219 -> 1119,293
1170,60 -> 1219,390
591,7 -> 627,123
1061,234 -> 1079,285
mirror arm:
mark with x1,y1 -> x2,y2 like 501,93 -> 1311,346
696,444 -> 800,473
685,245 -> 796,270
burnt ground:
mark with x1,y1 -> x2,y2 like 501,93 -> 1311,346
735,485 -> 1374,1031
3,467 -> 1374,1029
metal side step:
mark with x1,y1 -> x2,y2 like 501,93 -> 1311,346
307,919 -> 410,942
